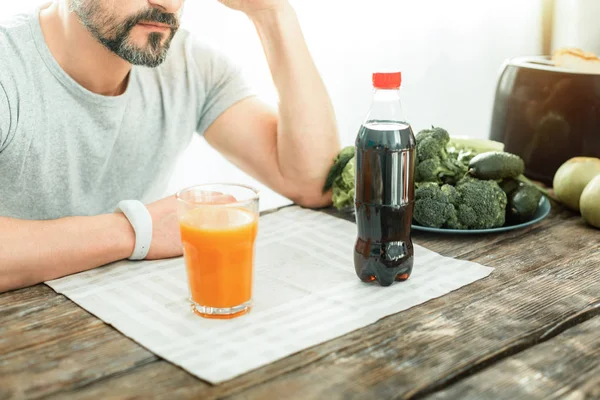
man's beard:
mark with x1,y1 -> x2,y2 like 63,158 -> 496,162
71,1 -> 180,68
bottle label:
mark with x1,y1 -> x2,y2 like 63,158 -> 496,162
355,148 -> 415,206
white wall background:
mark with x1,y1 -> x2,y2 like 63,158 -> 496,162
553,0 -> 600,54
2,1 -> 544,207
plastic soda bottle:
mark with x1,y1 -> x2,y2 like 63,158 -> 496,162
354,72 -> 417,286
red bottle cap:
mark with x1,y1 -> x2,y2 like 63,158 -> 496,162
372,72 -> 402,89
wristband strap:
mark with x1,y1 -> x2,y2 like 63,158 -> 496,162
115,200 -> 153,260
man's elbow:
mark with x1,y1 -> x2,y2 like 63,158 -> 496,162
289,186 -> 333,209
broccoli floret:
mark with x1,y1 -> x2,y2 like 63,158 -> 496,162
414,168 -> 507,229
414,199 -> 455,228
332,157 -> 355,210
415,158 -> 458,183
454,179 -> 507,229
417,126 -> 451,143
456,203 -> 478,228
323,146 -> 355,193
413,183 -> 454,228
417,137 -> 448,162
415,127 -> 465,184
446,151 -> 470,176
456,174 -> 479,186
415,127 -> 451,162
441,184 -> 460,206
445,206 -> 466,229
415,182 -> 442,200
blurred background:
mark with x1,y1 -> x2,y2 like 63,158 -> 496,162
1,0 -> 598,208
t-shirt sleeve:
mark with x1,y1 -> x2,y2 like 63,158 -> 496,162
0,81 -> 11,153
190,39 -> 256,135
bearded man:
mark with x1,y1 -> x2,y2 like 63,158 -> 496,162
0,0 -> 340,291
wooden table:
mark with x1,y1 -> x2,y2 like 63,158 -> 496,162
2,203 -> 599,400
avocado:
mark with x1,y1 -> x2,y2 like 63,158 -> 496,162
468,152 -> 525,180
500,178 -> 520,197
507,182 -> 542,224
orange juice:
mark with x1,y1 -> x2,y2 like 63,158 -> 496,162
179,207 -> 258,317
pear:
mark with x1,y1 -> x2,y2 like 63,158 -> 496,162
553,157 -> 600,211
580,175 -> 600,229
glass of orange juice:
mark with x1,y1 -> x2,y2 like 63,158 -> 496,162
176,184 -> 259,319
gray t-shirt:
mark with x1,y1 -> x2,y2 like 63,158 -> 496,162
0,8 -> 254,220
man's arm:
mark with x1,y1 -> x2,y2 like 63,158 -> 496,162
0,214 -> 134,291
204,2 -> 340,208
0,77 -> 135,291
0,196 -> 183,292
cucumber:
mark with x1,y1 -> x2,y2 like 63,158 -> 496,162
468,151 -> 525,180
507,183 -> 542,224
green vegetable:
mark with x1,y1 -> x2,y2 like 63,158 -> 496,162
452,205 -> 474,229
331,156 -> 355,210
413,179 -> 507,229
415,182 -> 444,200
323,146 -> 355,194
453,177 -> 508,229
501,176 -> 549,212
440,184 -> 463,229
325,127 -> 517,229
507,182 -> 541,224
413,183 -> 455,228
499,178 -> 520,197
441,184 -> 460,206
412,133 -> 509,229
445,153 -> 470,184
445,208 -> 463,229
415,127 -> 464,184
415,158 -> 460,183
516,175 -> 552,199
415,127 -> 451,162
468,151 -> 525,180
446,138 -> 504,178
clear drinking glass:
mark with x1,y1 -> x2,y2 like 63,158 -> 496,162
176,184 -> 259,319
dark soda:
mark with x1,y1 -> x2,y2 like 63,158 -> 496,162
354,72 -> 416,286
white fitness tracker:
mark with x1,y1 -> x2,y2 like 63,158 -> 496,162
115,200 -> 153,260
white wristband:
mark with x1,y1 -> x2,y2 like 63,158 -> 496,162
115,200 -> 153,260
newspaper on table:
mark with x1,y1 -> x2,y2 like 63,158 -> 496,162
46,207 -> 494,384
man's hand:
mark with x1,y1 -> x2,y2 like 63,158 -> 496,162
217,0 -> 288,17
0,194 -> 185,292
144,195 -> 183,260
143,192 -> 237,260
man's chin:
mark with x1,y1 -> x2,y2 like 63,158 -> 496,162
116,46 -> 168,67
119,33 -> 176,67
129,56 -> 167,68
129,33 -> 168,49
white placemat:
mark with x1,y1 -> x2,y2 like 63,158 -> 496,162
46,207 -> 494,384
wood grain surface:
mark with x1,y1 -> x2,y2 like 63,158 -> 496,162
1,204 -> 599,400
429,316 -> 600,400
